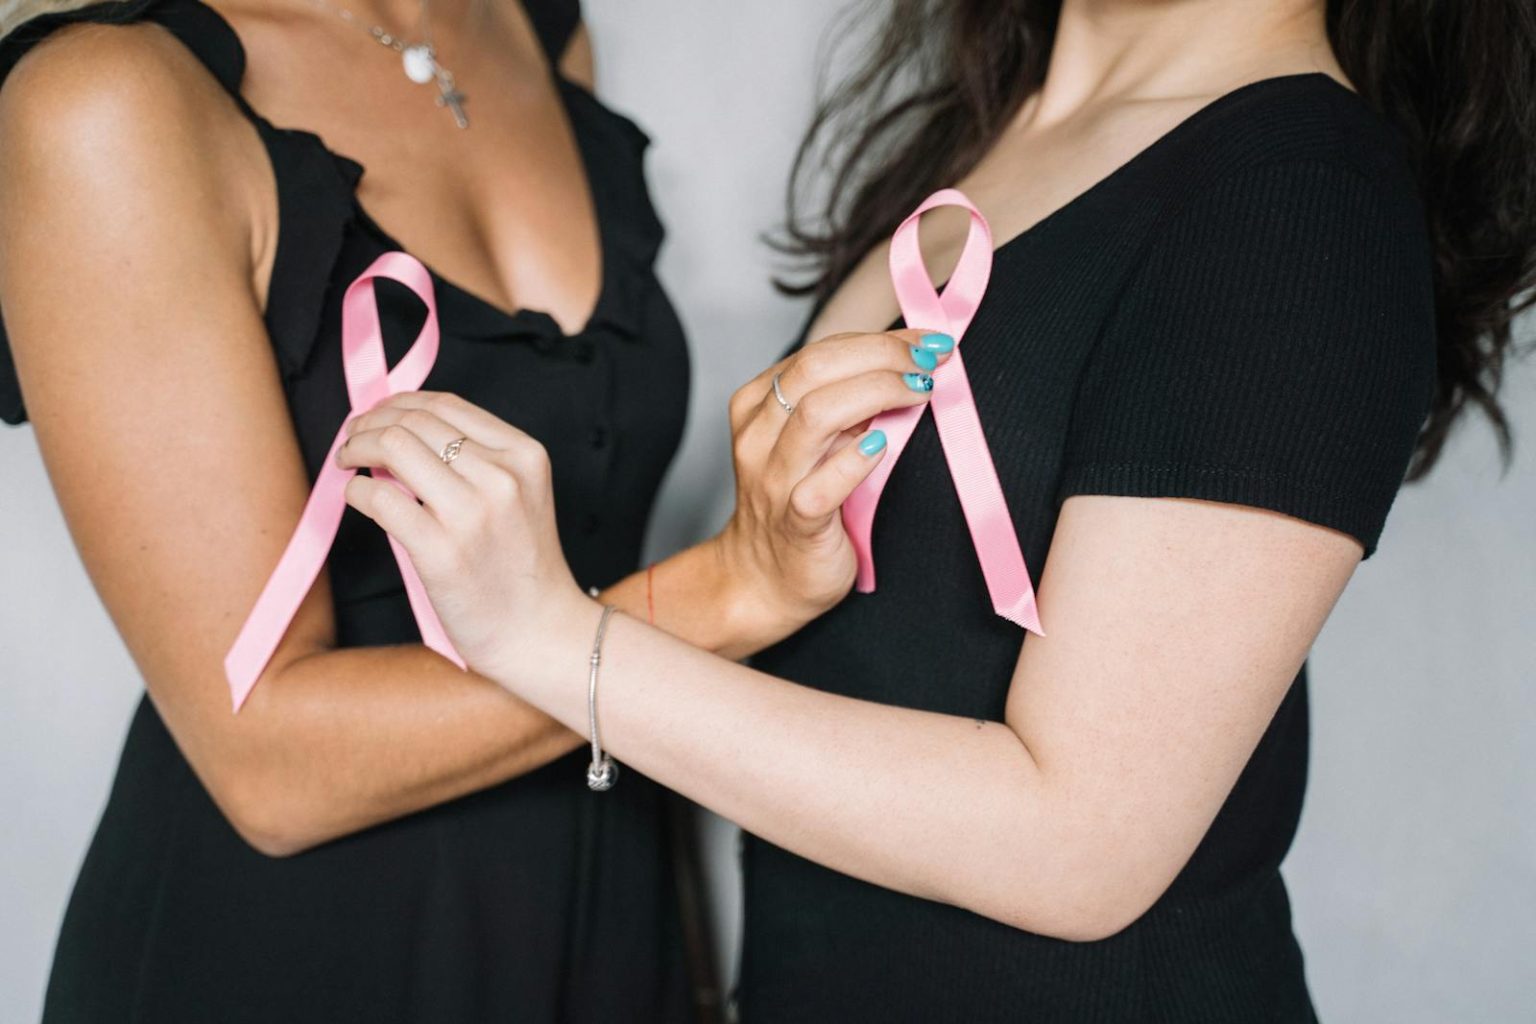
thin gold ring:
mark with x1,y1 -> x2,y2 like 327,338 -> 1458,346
439,437 -> 468,464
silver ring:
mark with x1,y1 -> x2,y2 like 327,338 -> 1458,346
439,436 -> 467,464
771,372 -> 794,414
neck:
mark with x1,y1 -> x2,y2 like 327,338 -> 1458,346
342,0 -> 470,32
1030,0 -> 1334,125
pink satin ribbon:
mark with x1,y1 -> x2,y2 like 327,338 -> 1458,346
224,251 -> 465,711
842,189 -> 1044,634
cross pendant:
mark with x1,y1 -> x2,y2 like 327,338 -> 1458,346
434,73 -> 469,129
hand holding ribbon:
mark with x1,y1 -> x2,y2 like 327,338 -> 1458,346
841,189 -> 1044,634
224,252 -> 466,711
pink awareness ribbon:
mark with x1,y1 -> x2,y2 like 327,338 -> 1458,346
842,189 -> 1044,634
224,251 -> 466,711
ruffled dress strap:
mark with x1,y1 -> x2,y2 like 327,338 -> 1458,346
1,0 -> 241,90
520,0 -> 581,65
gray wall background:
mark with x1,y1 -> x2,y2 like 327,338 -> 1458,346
2,2 -> 1532,1020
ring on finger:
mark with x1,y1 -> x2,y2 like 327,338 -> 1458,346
439,436 -> 468,465
771,372 -> 795,415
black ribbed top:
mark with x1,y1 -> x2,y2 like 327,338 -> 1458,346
745,75 -> 1436,1023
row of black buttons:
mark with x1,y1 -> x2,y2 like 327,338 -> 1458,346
578,335 -> 606,535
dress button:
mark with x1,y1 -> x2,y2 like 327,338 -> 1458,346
573,340 -> 596,365
589,425 -> 609,450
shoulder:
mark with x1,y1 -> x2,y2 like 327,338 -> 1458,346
1121,76 -> 1434,303
1060,77 -> 1437,557
1,16 -> 231,147
0,16 -> 258,242
1158,75 -> 1425,227
0,16 -> 267,367
1100,76 -> 1438,434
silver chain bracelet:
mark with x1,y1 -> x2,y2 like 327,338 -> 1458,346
585,603 -> 620,792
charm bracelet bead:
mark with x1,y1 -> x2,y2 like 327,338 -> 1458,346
585,602 -> 620,791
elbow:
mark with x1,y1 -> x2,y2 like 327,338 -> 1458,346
211,772 -> 328,860
972,857 -> 1168,944
1037,903 -> 1150,944
202,660 -> 338,859
990,889 -> 1157,945
230,817 -> 312,860
948,779 -> 1186,942
982,893 -> 1150,945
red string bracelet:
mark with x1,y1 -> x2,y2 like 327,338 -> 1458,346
645,563 -> 657,626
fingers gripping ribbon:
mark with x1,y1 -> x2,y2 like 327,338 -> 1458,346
841,189 -> 1044,634
224,252 -> 466,711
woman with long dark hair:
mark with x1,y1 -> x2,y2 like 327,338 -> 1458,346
0,0 -> 936,1019
339,0 -> 1536,1019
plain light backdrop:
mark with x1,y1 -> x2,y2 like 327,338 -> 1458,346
2,2 -> 1532,1021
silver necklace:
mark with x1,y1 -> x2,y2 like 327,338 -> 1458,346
308,0 -> 469,128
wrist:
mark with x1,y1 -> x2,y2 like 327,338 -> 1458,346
705,527 -> 811,658
482,585 -> 600,706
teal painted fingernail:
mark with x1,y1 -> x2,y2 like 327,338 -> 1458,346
919,332 -> 955,353
859,430 -> 887,457
904,372 -> 934,393
910,346 -> 938,372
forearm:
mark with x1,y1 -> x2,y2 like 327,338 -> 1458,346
494,597 -> 1106,937
222,533 -> 761,855
599,536 -> 796,660
188,644 -> 581,856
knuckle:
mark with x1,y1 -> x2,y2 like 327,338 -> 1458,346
788,484 -> 824,521
426,392 -> 461,416
794,347 -> 830,382
729,383 -> 754,417
485,465 -> 518,501
729,387 -> 764,430
401,409 -> 436,434
794,393 -> 832,433
379,424 -> 414,454
833,453 -> 864,484
517,438 -> 551,477
731,430 -> 762,471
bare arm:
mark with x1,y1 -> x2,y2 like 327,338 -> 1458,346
342,391 -> 1365,940
0,26 -> 588,857
498,498 -> 1358,940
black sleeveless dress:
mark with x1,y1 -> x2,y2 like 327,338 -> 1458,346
0,2 -> 692,1021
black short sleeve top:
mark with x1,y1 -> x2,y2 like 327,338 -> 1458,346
744,75 -> 1436,1023
1058,157 -> 1435,553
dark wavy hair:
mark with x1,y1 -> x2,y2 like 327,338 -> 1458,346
779,0 -> 1536,479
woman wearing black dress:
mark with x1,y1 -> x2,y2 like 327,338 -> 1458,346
0,0 -> 943,1020
341,0 -> 1536,1021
